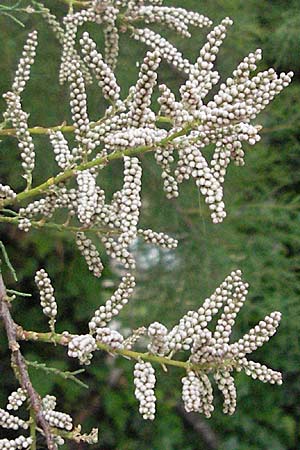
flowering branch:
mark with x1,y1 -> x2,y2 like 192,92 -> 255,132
0,120 -> 195,209
17,328 -> 226,372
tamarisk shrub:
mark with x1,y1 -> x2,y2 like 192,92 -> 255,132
0,0 -> 293,448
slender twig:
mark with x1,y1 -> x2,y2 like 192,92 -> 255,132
0,274 -> 56,450
0,240 -> 18,281
7,288 -> 32,298
26,359 -> 89,389
0,215 -> 120,235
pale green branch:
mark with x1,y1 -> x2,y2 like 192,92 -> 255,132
0,215 -> 119,235
18,328 -> 236,373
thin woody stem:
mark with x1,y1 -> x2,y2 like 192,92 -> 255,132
17,328 -> 236,373
0,274 -> 56,450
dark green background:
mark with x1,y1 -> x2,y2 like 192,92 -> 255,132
0,1 -> 299,449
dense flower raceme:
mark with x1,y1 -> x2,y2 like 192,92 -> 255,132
0,0 -> 292,447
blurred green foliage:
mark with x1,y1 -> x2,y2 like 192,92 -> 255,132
0,0 -> 299,449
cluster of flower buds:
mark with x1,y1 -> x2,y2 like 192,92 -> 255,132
95,326 -> 124,349
138,229 -> 178,249
67,334 -> 97,365
42,394 -> 74,445
35,269 -> 57,330
76,232 -> 104,278
147,322 -> 169,355
96,157 -> 143,269
43,409 -> 73,432
182,371 -> 214,417
19,193 -> 58,222
0,408 -> 28,431
76,170 -> 98,225
49,131 -> 74,170
80,32 -> 121,103
127,5 -> 212,38
133,361 -> 156,420
89,273 -> 135,330
2,31 -> 38,182
0,436 -> 33,450
35,269 -> 57,331
213,370 -> 236,415
6,389 -> 27,411
0,184 -> 16,201
132,27 -> 191,73
69,66 -> 94,155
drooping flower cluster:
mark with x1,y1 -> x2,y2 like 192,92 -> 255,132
182,371 -> 214,417
133,361 -> 156,420
76,232 -> 104,278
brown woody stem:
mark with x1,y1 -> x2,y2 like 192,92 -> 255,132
0,274 -> 56,450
